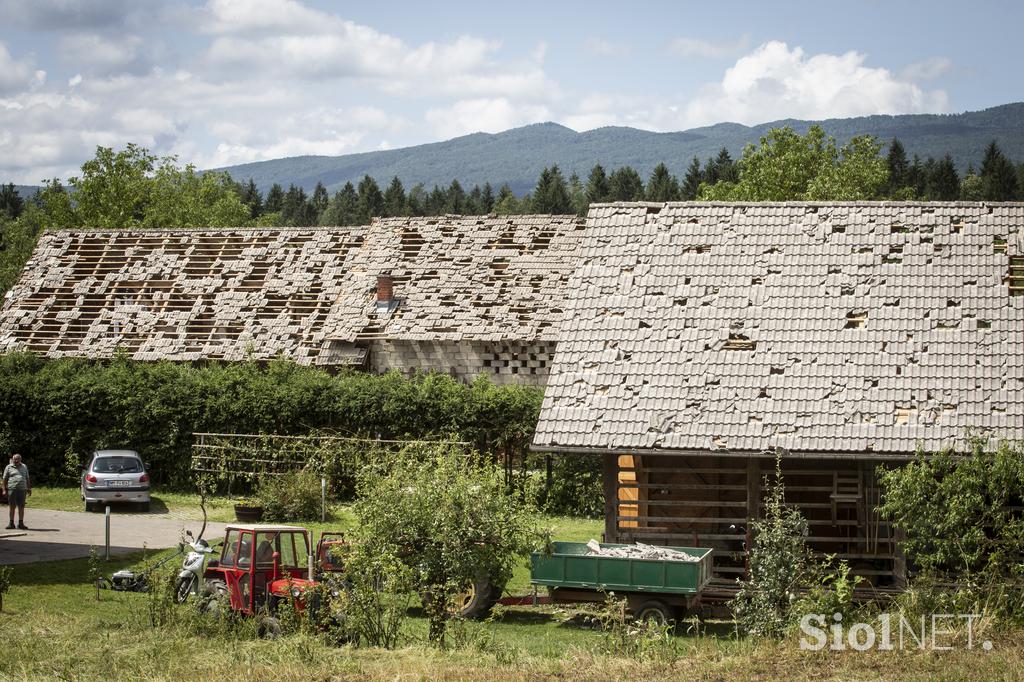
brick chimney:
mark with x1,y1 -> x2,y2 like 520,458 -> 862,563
376,274 -> 393,303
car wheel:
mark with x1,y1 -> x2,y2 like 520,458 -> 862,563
138,501 -> 150,513
174,575 -> 195,604
84,501 -> 95,513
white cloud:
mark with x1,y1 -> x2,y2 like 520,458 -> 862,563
683,41 -> 949,127
68,73 -> 82,87
900,56 -> 952,81
425,98 -> 551,139
59,33 -> 153,76
669,34 -> 750,59
0,42 -> 45,95
584,37 -> 629,58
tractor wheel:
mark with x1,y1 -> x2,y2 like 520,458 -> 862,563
453,576 -> 504,621
632,599 -> 674,626
174,575 -> 195,604
200,579 -> 228,619
257,616 -> 282,639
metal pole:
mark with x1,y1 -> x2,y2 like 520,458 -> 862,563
104,506 -> 111,561
321,477 -> 326,522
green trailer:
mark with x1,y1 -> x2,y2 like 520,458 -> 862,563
530,541 -> 714,622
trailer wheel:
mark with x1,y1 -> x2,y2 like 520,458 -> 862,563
452,576 -> 504,620
633,599 -> 673,626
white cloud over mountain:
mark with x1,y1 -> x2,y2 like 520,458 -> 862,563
0,1 -> 955,184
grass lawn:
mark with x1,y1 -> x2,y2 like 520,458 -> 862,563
2,513 -> 1022,680
1,550 -> 1021,681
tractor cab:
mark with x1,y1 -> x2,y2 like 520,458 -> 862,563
204,524 -> 313,615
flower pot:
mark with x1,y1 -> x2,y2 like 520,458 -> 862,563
234,503 -> 264,523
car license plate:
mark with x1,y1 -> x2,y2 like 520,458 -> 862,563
107,480 -> 131,487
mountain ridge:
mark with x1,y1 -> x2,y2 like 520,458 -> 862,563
212,103 -> 1024,195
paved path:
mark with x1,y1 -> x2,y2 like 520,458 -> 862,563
0,509 -> 227,565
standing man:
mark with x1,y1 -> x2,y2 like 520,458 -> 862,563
3,453 -> 31,530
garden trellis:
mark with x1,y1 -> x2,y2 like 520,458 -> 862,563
190,431 -> 471,491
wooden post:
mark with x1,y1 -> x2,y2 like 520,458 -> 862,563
746,458 -> 760,524
745,458 -> 760,573
603,453 -> 618,543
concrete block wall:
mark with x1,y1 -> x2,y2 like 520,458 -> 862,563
368,340 -> 554,387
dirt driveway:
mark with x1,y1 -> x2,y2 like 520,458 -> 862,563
0,509 -> 226,565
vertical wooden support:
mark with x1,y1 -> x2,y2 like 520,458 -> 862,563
746,457 -> 761,524
603,452 -> 618,543
745,457 -> 760,570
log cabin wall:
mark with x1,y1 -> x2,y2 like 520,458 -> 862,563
605,454 -> 901,586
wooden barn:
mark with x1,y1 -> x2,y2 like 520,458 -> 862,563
532,202 -> 1024,587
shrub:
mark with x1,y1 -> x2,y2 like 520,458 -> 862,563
255,469 -> 325,522
732,458 -> 817,638
0,353 -> 544,486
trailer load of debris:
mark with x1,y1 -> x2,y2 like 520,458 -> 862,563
585,539 -> 701,562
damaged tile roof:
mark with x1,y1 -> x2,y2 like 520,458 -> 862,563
533,202 -> 1024,456
0,214 -> 586,364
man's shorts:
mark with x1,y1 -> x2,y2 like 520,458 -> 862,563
7,488 -> 26,507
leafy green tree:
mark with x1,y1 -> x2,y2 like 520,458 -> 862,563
264,183 -> 285,214
680,156 -> 703,200
926,154 -> 960,200
608,166 -> 644,201
143,164 -> 250,228
585,164 -> 611,204
356,175 -> 385,222
700,126 -> 888,201
878,444 -> 1024,583
383,176 -> 407,217
645,162 -> 680,201
980,140 -> 1019,200
960,171 -> 985,200
281,184 -> 312,226
321,182 -> 358,225
493,184 -> 520,214
68,144 -> 157,227
0,184 -> 24,220
531,165 -> 573,213
352,443 -> 537,645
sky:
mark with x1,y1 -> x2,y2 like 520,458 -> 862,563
1,0 -> 1022,184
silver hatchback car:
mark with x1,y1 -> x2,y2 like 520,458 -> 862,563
81,450 -> 151,512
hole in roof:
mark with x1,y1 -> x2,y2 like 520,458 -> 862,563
845,311 -> 867,328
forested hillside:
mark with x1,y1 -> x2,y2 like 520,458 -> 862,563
212,103 -> 1024,194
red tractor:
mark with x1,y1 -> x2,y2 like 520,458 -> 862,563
201,524 -> 347,635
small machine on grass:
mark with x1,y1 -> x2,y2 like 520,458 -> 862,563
200,523 -> 347,636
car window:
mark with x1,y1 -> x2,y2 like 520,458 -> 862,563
221,530 -> 240,567
92,457 -> 142,474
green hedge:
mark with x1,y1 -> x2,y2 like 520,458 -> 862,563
0,352 -> 544,487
